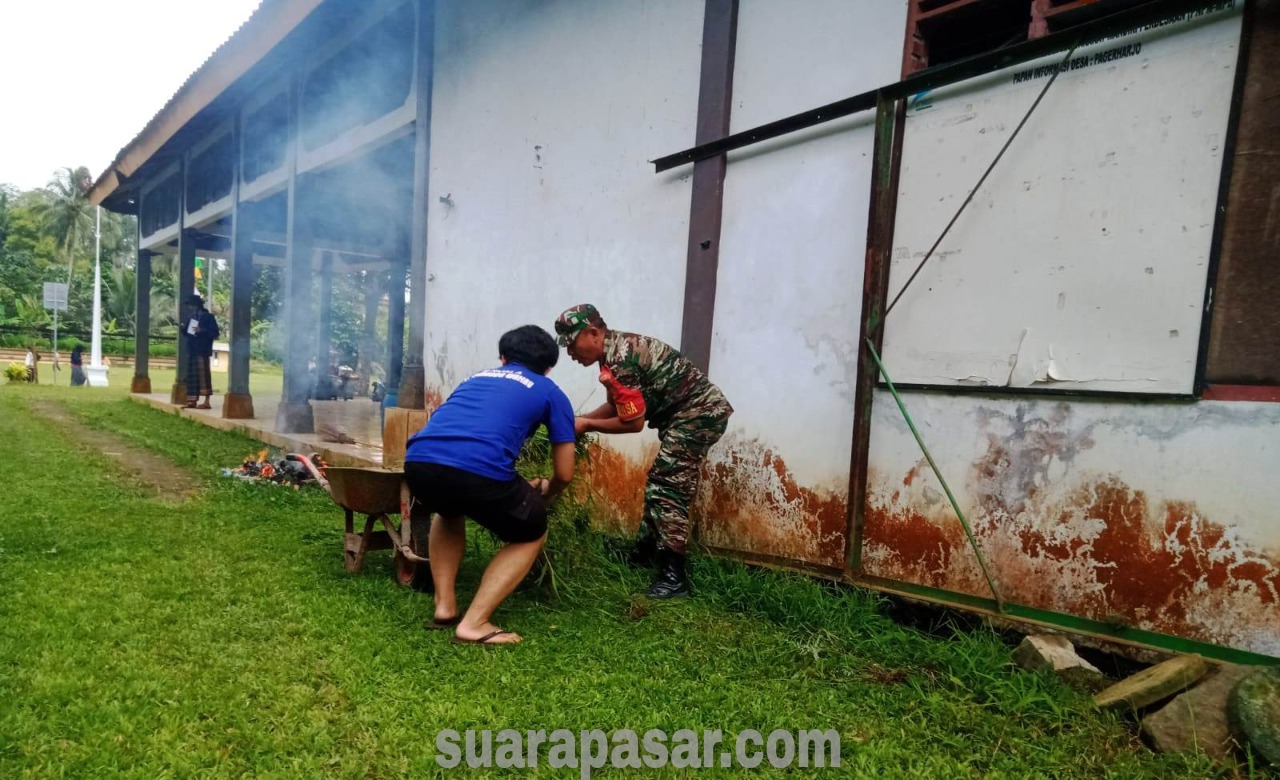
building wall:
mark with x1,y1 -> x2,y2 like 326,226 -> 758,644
423,0 -> 910,546
863,391 -> 1280,656
698,0 -> 909,569
422,0 -> 704,529
417,0 -> 1275,657
860,3 -> 1280,656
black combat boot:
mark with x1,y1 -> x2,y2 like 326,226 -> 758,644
646,550 -> 690,599
605,534 -> 658,570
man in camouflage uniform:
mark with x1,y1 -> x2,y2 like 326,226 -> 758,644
555,303 -> 732,599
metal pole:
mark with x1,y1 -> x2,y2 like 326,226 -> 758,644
51,306 -> 58,386
88,205 -> 108,386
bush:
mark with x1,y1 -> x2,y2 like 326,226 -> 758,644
0,332 -> 177,359
5,362 -> 28,383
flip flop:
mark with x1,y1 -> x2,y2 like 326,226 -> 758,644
196,403 -> 212,409
453,629 -> 516,645
425,616 -> 461,631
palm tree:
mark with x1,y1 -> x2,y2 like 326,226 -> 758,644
10,294 -> 51,335
32,166 -> 95,294
104,265 -> 136,334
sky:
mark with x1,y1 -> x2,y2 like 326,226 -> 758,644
0,0 -> 263,193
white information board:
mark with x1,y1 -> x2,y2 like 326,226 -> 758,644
882,2 -> 1243,394
42,282 -> 68,312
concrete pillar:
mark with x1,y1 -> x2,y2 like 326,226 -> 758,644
358,269 -> 381,396
274,76 -> 314,434
171,230 -> 196,405
385,263 -> 406,409
275,239 -> 316,432
398,0 -> 435,409
224,198 -> 255,419
317,251 -> 334,378
131,248 -> 152,394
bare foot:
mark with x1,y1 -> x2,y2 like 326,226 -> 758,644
455,621 -> 522,644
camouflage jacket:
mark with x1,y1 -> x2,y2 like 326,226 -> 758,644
598,330 -> 732,432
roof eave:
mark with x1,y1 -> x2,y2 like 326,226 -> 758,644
89,0 -> 325,207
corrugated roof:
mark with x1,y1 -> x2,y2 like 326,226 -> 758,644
89,0 -> 325,208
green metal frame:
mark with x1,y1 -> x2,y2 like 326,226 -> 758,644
839,2 -> 1275,663
853,573 -> 1279,667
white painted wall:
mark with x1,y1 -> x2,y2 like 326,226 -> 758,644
883,4 -> 1244,394
422,0 -> 704,475
728,0 -> 907,133
699,0 -> 908,567
863,388 -> 1280,655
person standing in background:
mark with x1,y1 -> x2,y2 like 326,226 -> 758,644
69,343 -> 86,386
182,294 -> 219,409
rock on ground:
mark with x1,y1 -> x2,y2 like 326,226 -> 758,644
1227,667 -> 1280,766
1094,654 -> 1211,711
1013,634 -> 1107,691
1140,663 -> 1253,762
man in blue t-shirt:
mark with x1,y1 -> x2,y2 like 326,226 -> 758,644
404,325 -> 576,645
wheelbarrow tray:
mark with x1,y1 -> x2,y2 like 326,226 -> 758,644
326,467 -> 403,515
324,466 -> 429,588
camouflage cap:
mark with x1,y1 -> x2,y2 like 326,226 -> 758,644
554,303 -> 599,346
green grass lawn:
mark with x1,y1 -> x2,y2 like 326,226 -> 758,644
0,383 -> 1237,778
12,359 -> 283,399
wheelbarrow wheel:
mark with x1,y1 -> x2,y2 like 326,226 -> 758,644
393,547 -> 422,588
408,558 -> 433,593
393,536 -> 431,590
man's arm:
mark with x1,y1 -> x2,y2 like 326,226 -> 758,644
580,402 -> 616,420
542,441 -> 576,502
575,414 -> 645,436
575,401 -> 646,433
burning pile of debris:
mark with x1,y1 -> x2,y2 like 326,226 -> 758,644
222,449 -> 330,489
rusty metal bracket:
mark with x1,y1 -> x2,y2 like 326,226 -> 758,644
652,0 -> 1226,172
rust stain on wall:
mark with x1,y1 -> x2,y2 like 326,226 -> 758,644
697,434 -> 847,569
423,385 -> 445,414
864,404 -> 1280,652
863,498 -> 964,581
576,435 -> 847,569
581,440 -> 655,536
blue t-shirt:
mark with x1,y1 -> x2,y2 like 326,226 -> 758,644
404,363 -> 575,481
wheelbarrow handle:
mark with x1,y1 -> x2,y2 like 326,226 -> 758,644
377,514 -> 429,564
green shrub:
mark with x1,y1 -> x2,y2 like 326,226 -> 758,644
5,362 -> 28,383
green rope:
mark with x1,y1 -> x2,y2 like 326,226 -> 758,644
865,338 -> 1004,611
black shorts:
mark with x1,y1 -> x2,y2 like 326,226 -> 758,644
403,462 -> 547,543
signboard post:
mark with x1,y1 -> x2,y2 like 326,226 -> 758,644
42,282 -> 68,385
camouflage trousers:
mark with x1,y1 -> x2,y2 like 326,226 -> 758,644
640,411 -> 731,555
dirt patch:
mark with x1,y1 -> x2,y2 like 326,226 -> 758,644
30,400 -> 196,502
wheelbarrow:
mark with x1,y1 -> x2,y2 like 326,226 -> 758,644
325,466 -> 432,589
